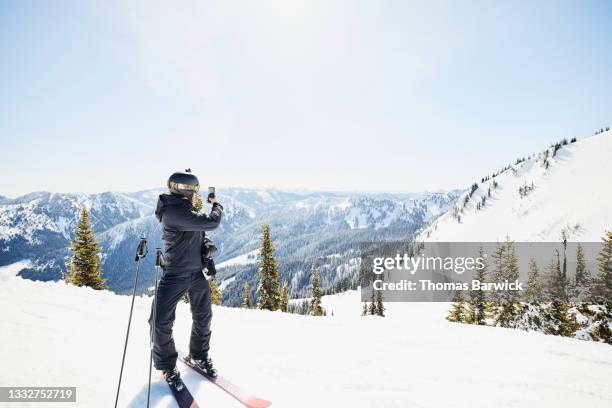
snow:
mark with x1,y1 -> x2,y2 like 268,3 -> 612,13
0,201 -> 58,243
218,276 -> 235,291
55,216 -> 72,240
421,132 -> 612,242
99,215 -> 153,251
216,250 -> 259,269
0,191 -> 151,244
0,259 -> 31,282
256,190 -> 274,203
1,262 -> 611,407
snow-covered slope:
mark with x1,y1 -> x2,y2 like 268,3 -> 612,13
2,262 -> 611,408
421,132 -> 612,242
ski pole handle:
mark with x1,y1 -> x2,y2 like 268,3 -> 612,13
135,237 -> 148,262
155,248 -> 165,268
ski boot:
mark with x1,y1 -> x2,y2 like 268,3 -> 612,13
186,355 -> 217,379
163,367 -> 185,391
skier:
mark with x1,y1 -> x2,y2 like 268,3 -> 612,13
152,170 -> 223,391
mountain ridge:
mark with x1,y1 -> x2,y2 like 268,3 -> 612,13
420,131 -> 612,243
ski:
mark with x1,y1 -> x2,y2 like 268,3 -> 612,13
166,372 -> 200,408
179,354 -> 271,408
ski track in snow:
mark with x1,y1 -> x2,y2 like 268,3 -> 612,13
1,263 -> 611,407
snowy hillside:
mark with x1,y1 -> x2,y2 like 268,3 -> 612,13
2,262 -> 611,408
421,131 -> 612,242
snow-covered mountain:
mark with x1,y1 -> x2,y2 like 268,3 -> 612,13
0,192 -> 154,282
0,188 -> 459,297
420,131 -> 612,242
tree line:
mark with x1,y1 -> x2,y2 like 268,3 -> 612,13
447,231 -> 612,344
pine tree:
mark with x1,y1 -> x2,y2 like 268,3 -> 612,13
368,289 -> 377,315
242,281 -> 252,309
256,224 -> 281,311
574,243 -> 591,301
521,258 -> 545,330
588,230 -> 612,343
575,244 -> 589,287
591,230 -> 612,305
375,288 -> 385,317
447,290 -> 466,323
467,247 -> 487,325
280,281 -> 289,312
310,265 -> 324,316
489,241 -> 506,305
210,278 -> 222,305
545,252 -> 578,336
523,258 -> 544,303
362,302 -> 368,316
66,207 -> 108,290
497,237 -> 520,328
546,250 -> 566,302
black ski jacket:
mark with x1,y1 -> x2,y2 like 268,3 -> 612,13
155,194 -> 223,272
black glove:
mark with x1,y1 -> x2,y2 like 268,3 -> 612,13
204,258 -> 217,277
202,236 -> 217,259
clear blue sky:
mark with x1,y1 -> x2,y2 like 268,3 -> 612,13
1,0 -> 611,197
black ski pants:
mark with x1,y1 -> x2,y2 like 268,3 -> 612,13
149,268 -> 212,371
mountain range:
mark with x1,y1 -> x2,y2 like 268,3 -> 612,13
0,188 -> 460,304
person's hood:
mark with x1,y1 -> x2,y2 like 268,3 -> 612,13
155,193 -> 189,221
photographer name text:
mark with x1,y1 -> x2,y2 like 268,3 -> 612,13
373,279 -> 524,291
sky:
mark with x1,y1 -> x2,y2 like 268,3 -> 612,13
1,0 -> 611,197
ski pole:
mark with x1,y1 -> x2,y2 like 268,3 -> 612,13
114,236 -> 148,408
147,248 -> 164,408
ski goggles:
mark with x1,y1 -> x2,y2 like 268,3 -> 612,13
169,181 -> 200,193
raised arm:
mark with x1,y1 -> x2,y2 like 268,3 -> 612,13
166,202 -> 223,232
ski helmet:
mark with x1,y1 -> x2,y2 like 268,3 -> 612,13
167,169 -> 200,198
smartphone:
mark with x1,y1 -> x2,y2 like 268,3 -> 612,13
207,186 -> 215,203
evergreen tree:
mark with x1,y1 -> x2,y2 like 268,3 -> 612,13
310,265 -> 324,316
447,290 -> 466,323
523,258 -> 544,303
575,244 -> 590,288
210,278 -> 222,305
280,281 -> 289,312
287,299 -> 311,315
66,207 -> 108,290
546,250 -> 566,302
489,241 -> 506,305
521,258 -> 545,329
588,230 -> 612,343
497,237 -> 520,328
362,302 -> 368,316
544,252 -> 578,336
242,281 -> 252,309
574,243 -> 591,301
368,289 -> 377,315
257,224 -> 281,311
375,288 -> 385,317
467,247 -> 487,325
591,230 -> 612,305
